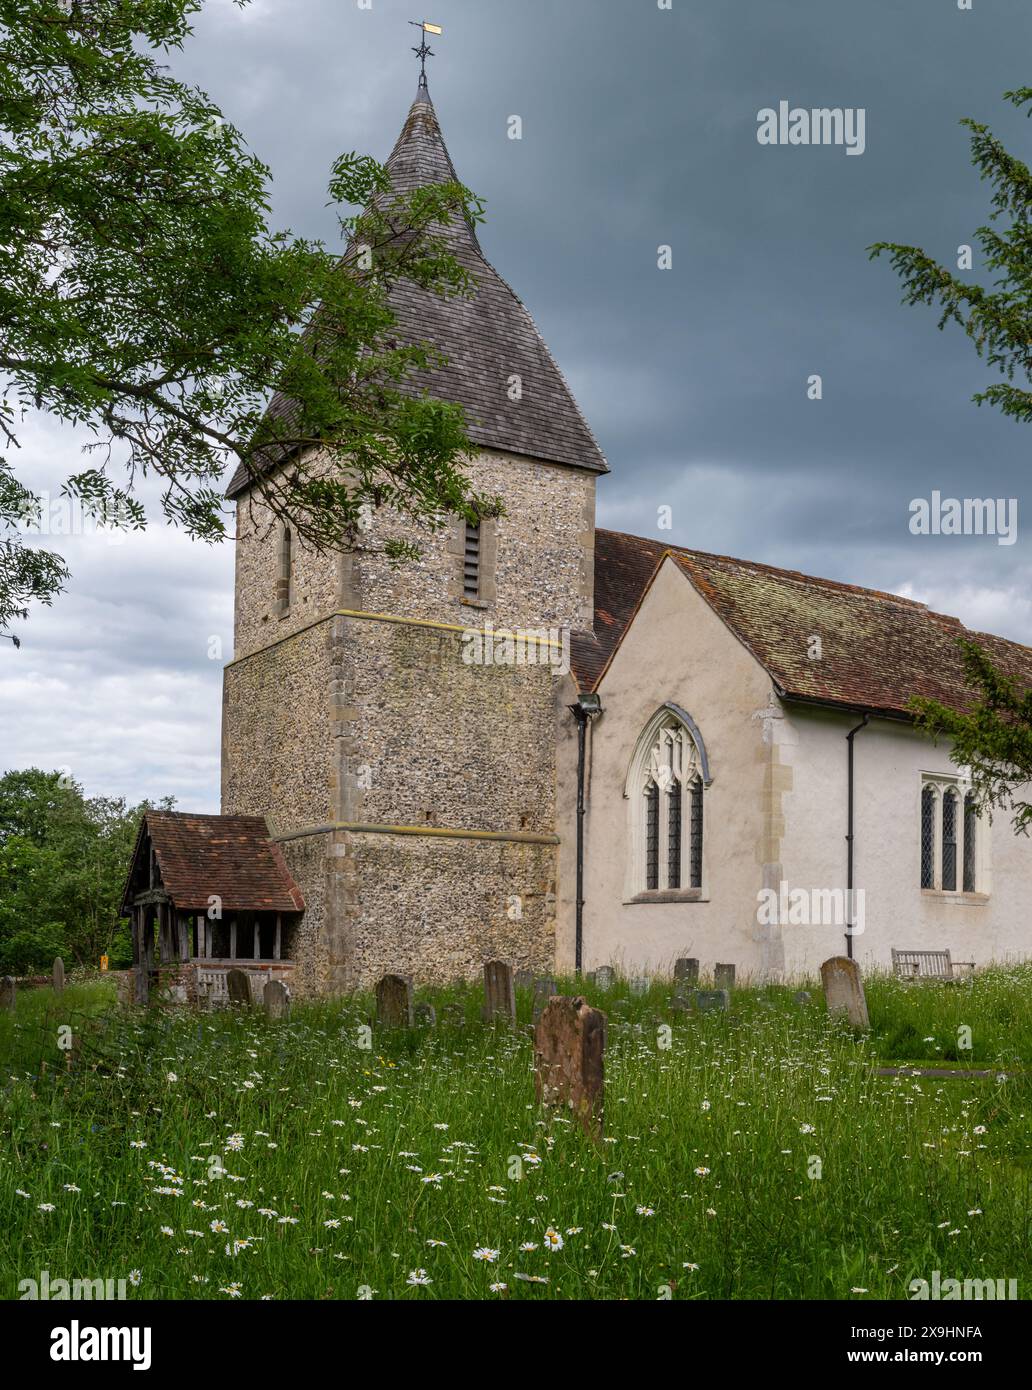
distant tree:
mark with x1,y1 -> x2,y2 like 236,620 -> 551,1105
0,0 -> 494,645
0,767 -> 168,970
871,88 -> 1032,826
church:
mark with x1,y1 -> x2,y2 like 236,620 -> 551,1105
123,78 -> 1032,998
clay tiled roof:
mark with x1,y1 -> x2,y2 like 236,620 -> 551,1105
120,812 -> 305,915
571,528 -> 1032,717
226,82 -> 606,498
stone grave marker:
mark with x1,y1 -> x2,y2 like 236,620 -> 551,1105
226,968 -> 253,1006
674,958 -> 699,986
482,960 -> 516,1023
629,976 -> 648,997
263,979 -> 291,1020
415,1001 -> 437,1027
592,965 -> 615,991
52,957 -> 65,995
694,989 -> 729,1013
534,995 -> 606,1140
794,990 -> 812,1007
820,956 -> 869,1030
376,973 -> 414,1028
0,975 -> 15,1012
532,976 -> 558,1023
714,963 -> 735,991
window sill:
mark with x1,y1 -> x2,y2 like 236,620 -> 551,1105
460,597 -> 490,611
920,890 -> 990,907
626,889 -> 708,905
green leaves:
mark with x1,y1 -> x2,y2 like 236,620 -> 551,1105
0,0 -> 488,642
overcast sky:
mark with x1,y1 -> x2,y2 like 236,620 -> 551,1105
4,0 -> 1032,812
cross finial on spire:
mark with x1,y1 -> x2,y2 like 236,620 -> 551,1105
408,19 -> 442,87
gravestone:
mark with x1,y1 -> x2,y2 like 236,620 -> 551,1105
674,958 -> 699,985
694,989 -> 729,1013
629,976 -> 648,997
591,965 -> 615,991
532,976 -> 558,1023
534,995 -> 606,1140
226,968 -> 253,1006
514,969 -> 534,990
52,957 -> 65,995
263,979 -> 290,1020
0,976 -> 15,1012
415,1001 -> 437,1027
376,973 -> 414,1028
794,990 -> 812,1007
820,956 -> 869,1030
714,963 -> 735,991
482,960 -> 516,1023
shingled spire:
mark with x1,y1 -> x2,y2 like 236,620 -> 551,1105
226,81 -> 607,497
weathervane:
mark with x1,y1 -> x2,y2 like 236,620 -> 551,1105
409,19 -> 442,87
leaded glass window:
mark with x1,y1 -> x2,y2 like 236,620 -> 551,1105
963,792 -> 977,893
942,790 -> 958,892
645,783 -> 659,890
920,786 -> 935,888
667,783 -> 682,889
630,709 -> 707,894
689,778 -> 703,889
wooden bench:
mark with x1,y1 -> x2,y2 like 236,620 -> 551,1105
891,948 -> 954,982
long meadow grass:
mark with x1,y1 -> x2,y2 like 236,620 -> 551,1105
1,971 -> 1030,1300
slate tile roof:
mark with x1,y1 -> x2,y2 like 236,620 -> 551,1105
226,82 -> 606,498
120,811 -> 305,915
571,528 -> 1032,717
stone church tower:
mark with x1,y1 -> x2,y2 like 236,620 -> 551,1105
221,80 -> 607,993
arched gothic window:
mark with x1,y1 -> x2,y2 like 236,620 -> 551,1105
626,706 -> 709,895
920,777 -> 984,894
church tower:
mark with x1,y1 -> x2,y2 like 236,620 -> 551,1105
221,78 -> 607,992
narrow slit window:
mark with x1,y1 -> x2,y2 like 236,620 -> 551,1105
942,790 -> 958,892
963,792 -> 977,893
645,784 -> 659,891
920,786 -> 935,888
278,526 -> 293,615
463,520 -> 481,599
667,783 -> 682,890
689,778 -> 703,889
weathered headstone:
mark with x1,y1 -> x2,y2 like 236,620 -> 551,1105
820,956 -> 869,1030
629,976 -> 648,997
532,976 -> 558,1023
52,957 -> 65,995
694,989 -> 729,1013
794,990 -> 812,1007
376,973 -> 414,1028
714,963 -> 735,991
415,1001 -> 437,1027
0,976 -> 15,1012
226,968 -> 253,1006
534,995 -> 606,1139
590,965 -> 615,991
674,958 -> 699,985
263,979 -> 290,1020
482,960 -> 516,1023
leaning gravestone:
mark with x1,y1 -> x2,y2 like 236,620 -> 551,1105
714,963 -> 735,991
0,976 -> 15,1012
263,979 -> 290,1020
226,969 -> 253,1006
482,960 -> 516,1023
534,995 -> 606,1140
674,958 -> 699,985
414,1001 -> 437,1027
821,956 -> 869,1030
593,965 -> 615,991
376,973 -> 414,1028
532,976 -> 558,1023
52,957 -> 65,995
694,989 -> 729,1013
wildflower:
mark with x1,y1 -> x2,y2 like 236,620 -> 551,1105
37,1203 -> 56,1212
324,1219 -> 341,1229
160,1227 -> 174,1237
219,1284 -> 243,1298
636,1206 -> 656,1217
128,1270 -> 142,1287
683,1262 -> 700,1271
472,1247 -> 500,1263
543,1227 -> 564,1251
129,1141 -> 147,1150
619,1245 -> 637,1258
167,1072 -> 178,1083
851,1287 -> 869,1294
224,1134 -> 245,1152
209,1220 -> 228,1234
277,1216 -> 299,1225
421,1173 -> 444,1185
63,1184 -> 81,1193
489,1282 -> 508,1293
701,1100 -> 711,1111
973,1125 -> 987,1135
426,1239 -> 448,1248
520,1242 -> 539,1252
799,1124 -> 815,1135
406,1269 -> 432,1286
565,1227 -> 583,1235
694,1166 -> 710,1177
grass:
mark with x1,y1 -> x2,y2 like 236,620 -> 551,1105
1,969 -> 1030,1300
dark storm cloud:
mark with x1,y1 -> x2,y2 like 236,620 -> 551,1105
4,0 -> 1032,808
